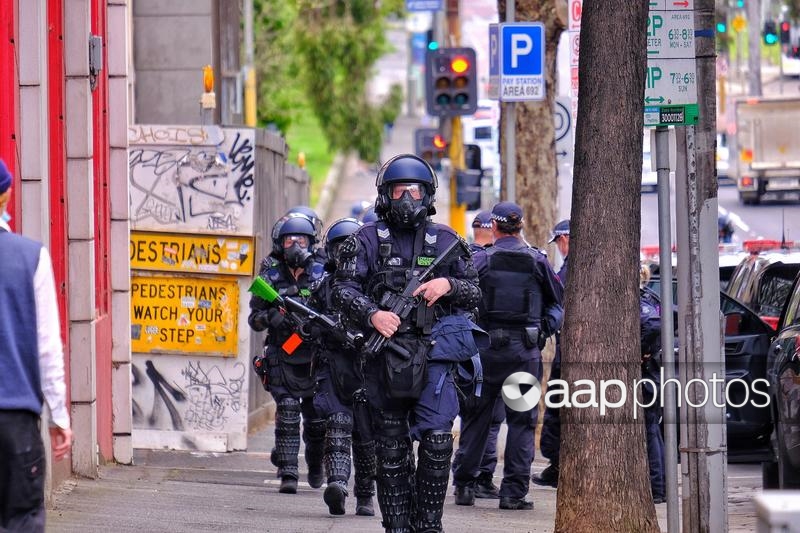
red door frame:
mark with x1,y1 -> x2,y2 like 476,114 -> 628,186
0,0 -> 20,219
91,0 -> 113,460
47,0 -> 70,401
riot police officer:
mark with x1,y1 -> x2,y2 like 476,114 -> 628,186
249,213 -> 327,494
271,206 -> 327,263
332,154 -> 482,533
452,202 -> 564,511
451,210 -> 504,499
309,217 -> 376,517
533,218 -> 570,488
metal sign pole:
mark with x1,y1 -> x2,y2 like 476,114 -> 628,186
504,0 -> 516,203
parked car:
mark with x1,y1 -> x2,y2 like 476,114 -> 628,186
645,276 -> 776,458
763,271 -> 800,489
726,241 -> 800,330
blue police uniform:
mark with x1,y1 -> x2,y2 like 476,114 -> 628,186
249,215 -> 327,494
538,254 -> 567,475
453,203 -> 564,510
334,221 -> 481,532
450,237 -> 505,499
309,258 -> 377,516
640,286 -> 665,502
331,152 -> 483,533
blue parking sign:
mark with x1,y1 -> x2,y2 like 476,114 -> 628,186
499,23 -> 545,101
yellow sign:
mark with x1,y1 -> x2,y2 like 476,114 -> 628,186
130,232 -> 254,276
732,14 -> 746,33
131,275 -> 238,356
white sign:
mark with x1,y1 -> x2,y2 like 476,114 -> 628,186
569,0 -> 583,30
406,0 -> 442,12
648,0 -> 694,10
647,10 -> 695,59
645,58 -> 697,106
555,97 -> 574,163
499,23 -> 546,102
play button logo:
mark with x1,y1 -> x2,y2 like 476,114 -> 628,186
501,372 -> 542,412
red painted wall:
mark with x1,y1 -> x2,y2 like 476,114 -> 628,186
91,0 -> 113,461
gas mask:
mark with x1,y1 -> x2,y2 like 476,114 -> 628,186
388,189 -> 427,229
284,242 -> 312,269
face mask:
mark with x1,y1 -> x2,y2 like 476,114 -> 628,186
1,210 -> 10,224
389,190 -> 427,229
284,242 -> 312,269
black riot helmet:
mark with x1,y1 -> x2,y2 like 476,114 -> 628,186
324,217 -> 362,260
374,154 -> 437,229
286,205 -> 323,241
274,213 -> 317,268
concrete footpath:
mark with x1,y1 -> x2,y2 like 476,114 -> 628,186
47,419 -> 762,532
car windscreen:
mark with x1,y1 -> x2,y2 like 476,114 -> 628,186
755,264 -> 800,318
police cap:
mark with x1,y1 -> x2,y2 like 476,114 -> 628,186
548,219 -> 570,244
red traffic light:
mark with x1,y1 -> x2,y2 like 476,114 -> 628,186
433,134 -> 447,149
781,21 -> 790,32
450,56 -> 470,74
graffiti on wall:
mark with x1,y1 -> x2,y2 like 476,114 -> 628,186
128,125 -> 255,234
132,357 -> 246,434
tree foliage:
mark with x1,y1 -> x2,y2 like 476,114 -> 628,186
253,0 -> 302,133
253,0 -> 405,162
293,0 -> 405,162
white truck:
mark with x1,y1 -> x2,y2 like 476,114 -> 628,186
734,96 -> 800,205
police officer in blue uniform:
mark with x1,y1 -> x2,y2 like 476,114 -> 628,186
309,217 -> 377,517
332,154 -> 482,533
639,276 -> 666,504
249,213 -> 327,494
453,202 -> 564,510
451,210 -> 504,499
533,218 -> 570,488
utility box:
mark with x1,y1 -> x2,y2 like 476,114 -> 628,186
754,492 -> 800,532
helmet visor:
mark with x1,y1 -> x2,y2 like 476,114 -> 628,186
389,182 -> 423,201
282,234 -> 310,249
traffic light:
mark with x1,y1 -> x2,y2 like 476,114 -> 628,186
763,21 -> 779,45
781,21 -> 791,45
455,169 -> 482,211
414,128 -> 447,171
425,47 -> 478,117
464,144 -> 482,171
736,0 -> 744,7
425,29 -> 439,51
716,13 -> 727,34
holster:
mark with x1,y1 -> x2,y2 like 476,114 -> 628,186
523,326 -> 540,349
353,388 -> 373,440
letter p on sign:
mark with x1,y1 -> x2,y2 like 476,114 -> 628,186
511,34 -> 533,68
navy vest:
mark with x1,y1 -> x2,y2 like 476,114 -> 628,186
0,230 -> 45,414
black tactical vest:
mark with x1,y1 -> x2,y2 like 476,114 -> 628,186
480,244 -> 543,329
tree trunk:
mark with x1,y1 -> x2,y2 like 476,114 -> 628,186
497,0 -> 564,245
554,0 -> 660,531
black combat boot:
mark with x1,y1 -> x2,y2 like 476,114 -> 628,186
304,418 -> 326,489
531,463 -> 559,488
499,497 -> 534,510
414,431 -> 454,533
474,471 -> 500,499
323,412 -> 352,515
353,439 -> 376,516
375,418 -> 414,533
453,483 -> 475,506
274,398 -> 301,494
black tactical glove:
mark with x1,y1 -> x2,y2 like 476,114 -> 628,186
267,307 -> 286,329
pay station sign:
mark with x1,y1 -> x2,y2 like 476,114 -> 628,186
131,275 -> 239,356
130,232 -> 254,276
644,2 -> 698,126
495,23 -> 546,102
